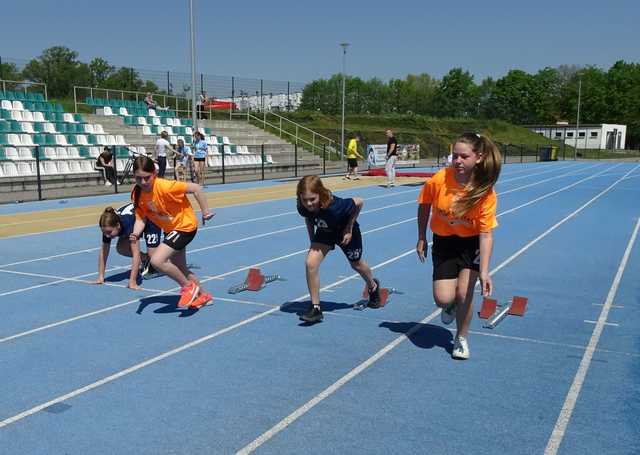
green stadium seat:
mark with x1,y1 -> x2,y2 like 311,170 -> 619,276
0,123 -> 8,133
53,104 -> 63,113
33,123 -> 45,133
44,135 -> 56,146
31,134 -> 45,146
10,122 -> 23,133
14,92 -> 26,101
74,114 -> 84,123
34,93 -> 45,102
66,135 -> 78,145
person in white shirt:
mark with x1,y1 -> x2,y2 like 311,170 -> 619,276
154,131 -> 177,178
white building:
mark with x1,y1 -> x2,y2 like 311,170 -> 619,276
528,123 -> 626,149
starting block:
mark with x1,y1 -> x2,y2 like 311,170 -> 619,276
355,285 -> 401,310
227,268 -> 284,294
478,295 -> 528,329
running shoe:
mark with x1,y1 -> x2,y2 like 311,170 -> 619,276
452,336 -> 470,360
441,302 -> 457,325
190,292 -> 213,309
367,278 -> 383,308
177,281 -> 200,308
300,305 -> 323,323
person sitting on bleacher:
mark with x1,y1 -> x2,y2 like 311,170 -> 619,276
144,93 -> 157,110
96,146 -> 117,186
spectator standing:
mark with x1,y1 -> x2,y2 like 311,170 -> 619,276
385,129 -> 398,187
344,133 -> 364,180
155,131 -> 176,178
174,138 -> 193,182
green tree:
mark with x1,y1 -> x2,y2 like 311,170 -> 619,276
532,67 -> 563,122
606,60 -> 640,147
89,57 -> 115,87
489,70 -> 538,124
433,68 -> 478,117
0,62 -> 22,83
21,46 -> 88,97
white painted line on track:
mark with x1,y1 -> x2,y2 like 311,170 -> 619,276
583,320 -> 619,326
544,216 -> 640,455
0,266 -> 128,298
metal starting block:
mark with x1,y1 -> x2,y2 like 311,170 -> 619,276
354,285 -> 401,310
479,296 -> 528,329
227,268 -> 284,294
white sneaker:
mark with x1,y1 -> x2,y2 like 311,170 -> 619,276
105,181 -> 112,186
452,336 -> 470,360
440,303 -> 456,325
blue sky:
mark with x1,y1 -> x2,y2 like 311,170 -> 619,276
1,0 -> 638,84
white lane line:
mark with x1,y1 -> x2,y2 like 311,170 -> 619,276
0,249 -> 414,429
583,320 -> 619,326
544,216 -> 640,455
235,165 -> 639,454
0,266 -> 128,298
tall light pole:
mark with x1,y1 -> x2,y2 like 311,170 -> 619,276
340,42 -> 350,160
574,75 -> 582,160
188,0 -> 198,132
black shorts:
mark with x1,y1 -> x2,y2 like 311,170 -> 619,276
431,233 -> 480,280
194,157 -> 205,162
312,224 -> 363,262
163,229 -> 197,251
347,158 -> 358,168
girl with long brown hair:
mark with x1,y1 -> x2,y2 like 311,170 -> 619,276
416,133 -> 501,359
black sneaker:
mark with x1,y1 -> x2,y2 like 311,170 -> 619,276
367,279 -> 382,308
140,254 -> 151,276
300,305 -> 323,323
141,258 -> 161,280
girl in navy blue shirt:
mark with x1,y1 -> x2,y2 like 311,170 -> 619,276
296,175 -> 381,323
95,203 -> 161,289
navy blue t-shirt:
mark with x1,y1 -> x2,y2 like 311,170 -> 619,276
297,195 -> 358,243
102,203 -> 136,244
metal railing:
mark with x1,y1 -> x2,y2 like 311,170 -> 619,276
73,86 -> 193,117
230,110 -> 340,160
0,79 -> 47,100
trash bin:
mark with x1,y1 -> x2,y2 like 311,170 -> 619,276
538,146 -> 552,161
550,146 -> 558,161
